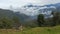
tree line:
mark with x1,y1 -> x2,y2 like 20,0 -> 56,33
0,9 -> 60,29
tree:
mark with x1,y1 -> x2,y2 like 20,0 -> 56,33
51,11 -> 60,26
37,14 -> 45,27
0,17 -> 14,29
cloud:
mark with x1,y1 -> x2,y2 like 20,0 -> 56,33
0,0 -> 60,9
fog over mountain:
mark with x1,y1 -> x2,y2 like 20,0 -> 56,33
0,3 -> 60,20
9,3 -> 60,19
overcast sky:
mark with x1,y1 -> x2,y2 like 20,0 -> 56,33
0,0 -> 60,9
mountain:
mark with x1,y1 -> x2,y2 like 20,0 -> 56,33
8,3 -> 60,19
11,3 -> 58,18
1,3 -> 60,27
0,9 -> 32,23
0,9 -> 15,19
14,12 -> 32,22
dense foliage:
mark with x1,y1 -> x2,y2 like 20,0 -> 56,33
37,11 -> 60,27
0,8 -> 60,29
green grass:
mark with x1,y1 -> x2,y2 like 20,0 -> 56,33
0,25 -> 60,34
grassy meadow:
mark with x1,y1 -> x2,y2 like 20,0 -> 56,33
0,25 -> 60,34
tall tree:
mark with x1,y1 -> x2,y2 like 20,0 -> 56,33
37,14 -> 45,26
